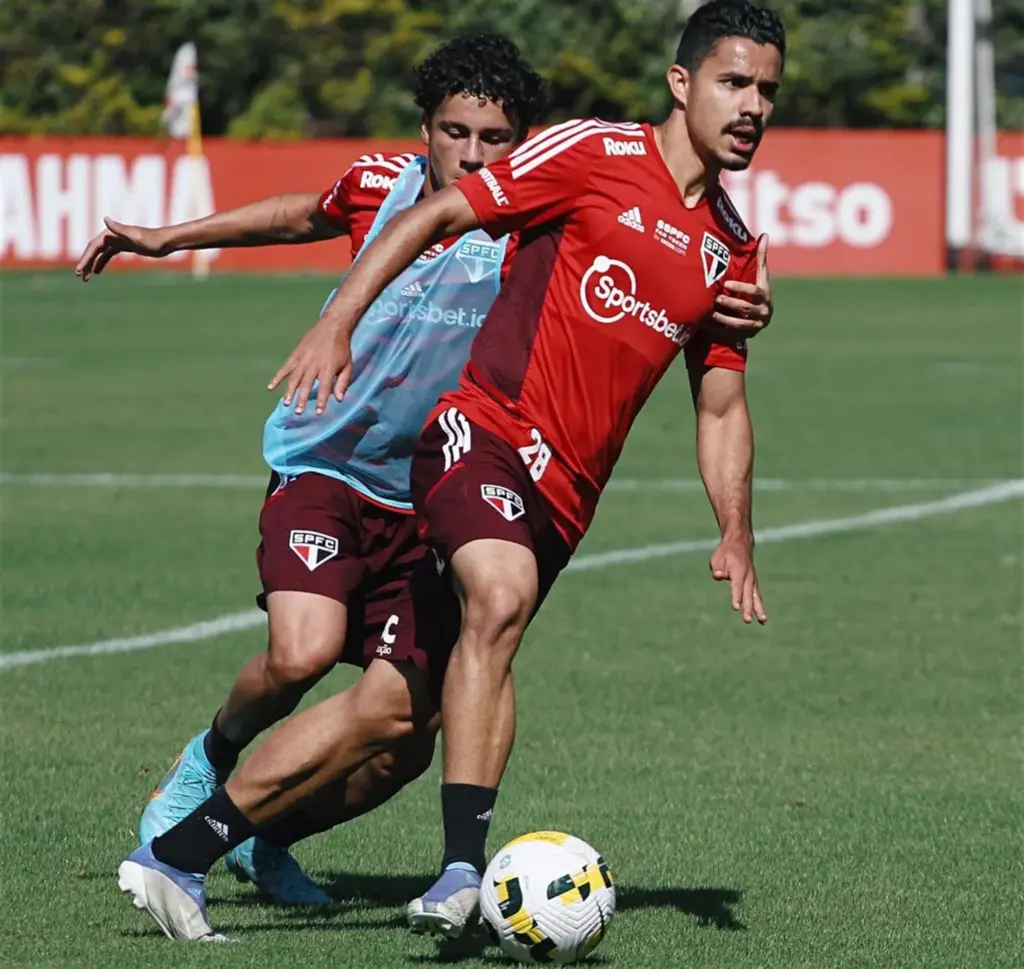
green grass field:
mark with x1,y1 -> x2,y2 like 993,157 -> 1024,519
1,272 -> 1021,969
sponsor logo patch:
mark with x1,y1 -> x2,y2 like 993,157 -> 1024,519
415,242 -> 447,263
603,137 -> 647,157
654,218 -> 690,256
480,167 -> 509,206
359,170 -> 396,191
616,206 -> 644,233
289,530 -> 339,571
579,255 -> 693,347
716,193 -> 749,242
481,484 -> 525,522
700,232 -> 731,287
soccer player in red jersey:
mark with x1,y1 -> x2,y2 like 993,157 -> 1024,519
270,0 -> 783,937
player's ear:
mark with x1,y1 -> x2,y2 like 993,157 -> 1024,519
419,112 -> 431,148
667,64 -> 690,110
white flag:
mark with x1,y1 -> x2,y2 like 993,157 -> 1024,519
162,42 -> 198,140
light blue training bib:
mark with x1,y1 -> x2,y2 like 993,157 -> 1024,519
263,157 -> 509,508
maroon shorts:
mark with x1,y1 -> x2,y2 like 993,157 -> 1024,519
410,410 -> 571,611
256,472 -> 459,686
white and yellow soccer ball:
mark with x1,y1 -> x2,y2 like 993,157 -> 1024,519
479,831 -> 615,964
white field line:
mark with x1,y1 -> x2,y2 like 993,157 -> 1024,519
0,472 -> 1014,493
1,480 -> 1020,673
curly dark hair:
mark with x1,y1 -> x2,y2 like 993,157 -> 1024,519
414,34 -> 547,135
675,0 -> 786,71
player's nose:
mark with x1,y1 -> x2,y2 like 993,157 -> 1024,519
740,87 -> 766,119
460,139 -> 485,172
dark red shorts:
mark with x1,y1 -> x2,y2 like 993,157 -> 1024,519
410,408 -> 571,611
256,472 -> 459,686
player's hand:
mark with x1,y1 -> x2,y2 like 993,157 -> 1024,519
268,317 -> 353,416
75,218 -> 172,281
709,534 -> 767,625
711,233 -> 772,337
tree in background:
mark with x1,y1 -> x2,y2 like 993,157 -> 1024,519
1,0 -> 1021,136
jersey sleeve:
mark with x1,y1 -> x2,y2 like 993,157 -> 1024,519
455,120 -> 603,240
316,153 -> 417,254
316,179 -> 352,233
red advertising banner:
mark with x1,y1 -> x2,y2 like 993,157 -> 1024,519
1,131 -> 1022,275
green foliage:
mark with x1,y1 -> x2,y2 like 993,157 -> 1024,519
1,0 -> 1022,137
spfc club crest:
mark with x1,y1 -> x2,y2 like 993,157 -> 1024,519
289,530 -> 339,571
456,238 -> 501,283
480,484 -> 525,522
700,231 -> 731,287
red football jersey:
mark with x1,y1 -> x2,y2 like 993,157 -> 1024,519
317,152 -> 419,257
448,117 -> 759,550
317,152 -> 519,272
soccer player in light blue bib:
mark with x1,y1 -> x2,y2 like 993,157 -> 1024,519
96,37 -> 546,938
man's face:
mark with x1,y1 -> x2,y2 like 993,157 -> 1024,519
422,93 -> 518,189
673,37 -> 782,171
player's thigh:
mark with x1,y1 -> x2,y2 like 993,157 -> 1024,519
257,472 -> 366,669
412,412 -> 568,623
355,531 -> 460,709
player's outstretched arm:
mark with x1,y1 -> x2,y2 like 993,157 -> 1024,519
268,186 -> 481,416
691,366 -> 767,625
75,193 -> 338,281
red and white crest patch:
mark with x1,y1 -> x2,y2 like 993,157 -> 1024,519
701,231 -> 731,287
481,484 -> 525,522
289,530 -> 339,571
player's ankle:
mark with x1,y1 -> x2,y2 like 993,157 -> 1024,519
204,710 -> 245,778
151,787 -> 257,874
440,782 -> 497,875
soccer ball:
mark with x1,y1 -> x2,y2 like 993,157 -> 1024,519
479,831 -> 615,964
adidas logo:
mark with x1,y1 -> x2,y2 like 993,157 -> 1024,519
617,206 -> 644,233
400,280 -> 425,298
476,809 -> 494,822
204,816 -> 230,841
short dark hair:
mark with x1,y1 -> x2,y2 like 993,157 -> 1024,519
414,34 -> 547,134
675,0 -> 786,72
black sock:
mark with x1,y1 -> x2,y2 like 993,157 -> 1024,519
150,787 -> 256,875
259,810 -> 328,849
203,712 -> 244,779
440,783 -> 497,874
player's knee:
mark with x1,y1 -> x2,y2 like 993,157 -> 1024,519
264,634 -> 339,688
346,672 -> 421,749
265,594 -> 346,687
364,726 -> 436,786
463,581 -> 532,653
395,723 -> 439,782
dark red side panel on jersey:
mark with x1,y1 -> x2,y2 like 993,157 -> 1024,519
468,225 -> 563,403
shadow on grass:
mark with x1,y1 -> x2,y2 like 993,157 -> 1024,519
118,872 -> 744,954
618,885 -> 745,930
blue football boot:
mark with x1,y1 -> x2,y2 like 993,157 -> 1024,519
139,730 -> 218,845
225,837 -> 334,906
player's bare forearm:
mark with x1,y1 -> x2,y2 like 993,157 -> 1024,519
163,194 -> 339,251
694,368 -> 754,542
317,187 -> 481,336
